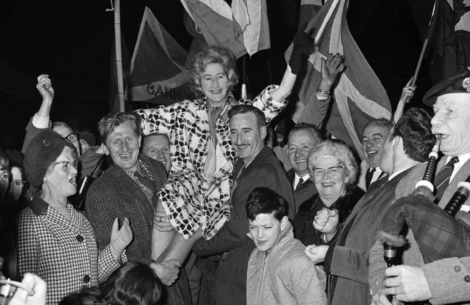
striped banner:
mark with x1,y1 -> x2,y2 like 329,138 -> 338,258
127,7 -> 192,105
286,0 -> 392,158
181,0 -> 270,58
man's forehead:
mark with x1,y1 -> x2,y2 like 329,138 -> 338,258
229,112 -> 257,127
435,93 -> 470,108
144,134 -> 169,145
363,124 -> 389,137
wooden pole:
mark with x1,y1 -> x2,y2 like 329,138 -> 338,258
406,0 -> 439,103
114,0 -> 125,111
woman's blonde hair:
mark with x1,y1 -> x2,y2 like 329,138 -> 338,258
189,46 -> 239,97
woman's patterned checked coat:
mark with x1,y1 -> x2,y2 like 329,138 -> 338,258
135,86 -> 287,240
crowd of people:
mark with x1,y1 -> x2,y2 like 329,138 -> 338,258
1,26 -> 470,305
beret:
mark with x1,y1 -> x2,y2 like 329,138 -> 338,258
24,130 -> 68,188
423,68 -> 470,106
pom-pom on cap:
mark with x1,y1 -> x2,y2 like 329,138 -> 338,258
423,68 -> 470,106
24,130 -> 68,188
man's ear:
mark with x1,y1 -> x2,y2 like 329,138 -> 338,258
260,125 -> 267,141
102,143 -> 110,156
246,232 -> 253,240
280,216 -> 289,231
392,136 -> 402,151
138,135 -> 142,149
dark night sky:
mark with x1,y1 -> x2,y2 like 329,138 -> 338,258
0,0 -> 433,149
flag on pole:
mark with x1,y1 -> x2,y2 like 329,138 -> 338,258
109,35 -> 131,112
286,0 -> 392,158
407,0 -> 470,84
298,0 -> 323,29
127,7 -> 192,106
180,0 -> 270,58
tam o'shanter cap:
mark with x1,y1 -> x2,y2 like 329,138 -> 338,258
423,68 -> 470,106
24,130 -> 68,188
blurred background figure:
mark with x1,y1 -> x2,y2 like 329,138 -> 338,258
142,133 -> 172,173
60,262 -> 162,305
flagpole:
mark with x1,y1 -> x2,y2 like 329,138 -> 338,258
241,55 -> 247,99
114,0 -> 125,111
406,0 -> 440,103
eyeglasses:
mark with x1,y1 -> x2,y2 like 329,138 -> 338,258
309,165 -> 344,178
63,132 -> 78,143
52,161 -> 78,171
11,180 -> 26,190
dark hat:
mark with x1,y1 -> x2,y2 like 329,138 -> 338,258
423,69 -> 470,106
24,130 -> 68,188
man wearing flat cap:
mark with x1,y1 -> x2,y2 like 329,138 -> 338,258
370,69 -> 470,305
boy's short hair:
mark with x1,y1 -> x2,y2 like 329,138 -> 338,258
245,187 -> 288,221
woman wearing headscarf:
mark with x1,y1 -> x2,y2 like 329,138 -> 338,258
17,130 -> 132,305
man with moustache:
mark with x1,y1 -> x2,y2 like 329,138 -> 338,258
371,71 -> 470,305
305,108 -> 435,305
358,119 -> 393,190
193,105 -> 295,305
286,123 -> 322,213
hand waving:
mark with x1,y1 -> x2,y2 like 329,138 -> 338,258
36,74 -> 54,102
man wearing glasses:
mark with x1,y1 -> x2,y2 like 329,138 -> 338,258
304,108 -> 435,305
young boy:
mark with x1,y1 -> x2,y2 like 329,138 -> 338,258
245,187 -> 327,305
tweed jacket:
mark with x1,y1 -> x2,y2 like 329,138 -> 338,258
193,146 -> 295,305
85,154 -> 167,265
135,86 -> 287,241
369,157 -> 470,304
287,168 -> 317,214
17,197 -> 122,305
246,223 -> 327,305
323,168 -> 412,305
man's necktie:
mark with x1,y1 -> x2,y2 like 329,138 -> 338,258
135,171 -> 158,208
365,167 -> 376,189
434,157 -> 459,204
295,178 -> 305,191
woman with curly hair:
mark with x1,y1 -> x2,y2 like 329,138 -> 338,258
293,139 -> 365,247
135,34 -> 314,266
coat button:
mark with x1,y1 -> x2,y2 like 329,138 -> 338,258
464,275 -> 470,283
76,235 -> 84,243
455,266 -> 461,273
83,275 -> 90,283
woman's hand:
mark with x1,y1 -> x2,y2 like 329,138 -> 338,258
305,245 -> 329,264
289,23 -> 314,75
313,207 -> 339,234
36,74 -> 54,102
154,213 -> 175,232
110,217 -> 133,259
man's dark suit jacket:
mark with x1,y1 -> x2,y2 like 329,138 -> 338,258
287,168 -> 317,214
193,146 -> 295,305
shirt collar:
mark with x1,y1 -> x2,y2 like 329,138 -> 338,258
29,195 -> 50,216
388,168 -> 409,181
